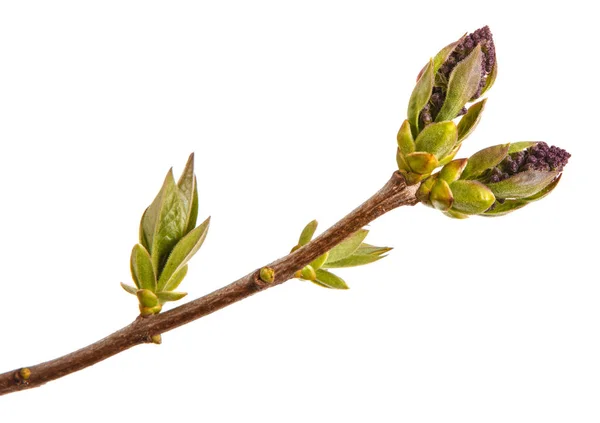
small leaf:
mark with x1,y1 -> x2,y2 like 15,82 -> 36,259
414,121 -> 458,160
151,170 -> 189,276
323,243 -> 392,268
508,141 -> 537,154
432,37 -> 462,73
185,178 -> 199,234
157,217 -> 210,292
163,265 -> 188,292
480,199 -> 529,216
130,244 -> 157,291
405,152 -> 439,175
449,180 -> 495,215
298,220 -> 318,246
137,289 -> 159,308
482,175 -> 562,217
438,142 -> 461,167
322,252 -> 390,268
177,153 -> 196,233
457,98 -> 487,142
120,282 -> 138,295
310,252 -> 329,270
300,265 -> 317,281
325,229 -> 369,263
439,159 -> 468,183
407,59 -> 434,136
397,120 -> 415,156
461,144 -> 510,180
354,243 -> 392,256
430,179 -> 453,211
156,291 -> 188,304
314,269 -> 349,290
480,60 -> 497,97
436,45 -> 483,122
396,148 -> 410,173
487,171 -> 559,199
443,209 -> 469,219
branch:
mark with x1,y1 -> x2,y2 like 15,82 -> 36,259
0,171 -> 418,396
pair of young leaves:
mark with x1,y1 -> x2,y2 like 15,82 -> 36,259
293,220 -> 391,289
121,154 -> 210,307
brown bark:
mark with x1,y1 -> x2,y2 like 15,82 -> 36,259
0,171 -> 419,396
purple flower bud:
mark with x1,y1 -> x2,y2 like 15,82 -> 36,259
420,26 -> 496,127
485,142 -> 571,182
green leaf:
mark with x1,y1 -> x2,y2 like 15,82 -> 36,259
151,170 -> 189,276
130,244 -> 157,291
325,229 -> 369,263
314,269 -> 349,289
414,121 -> 458,160
482,175 -> 562,217
407,59 -> 434,136
298,220 -> 318,246
163,265 -> 188,292
120,282 -> 138,295
461,144 -> 509,180
137,289 -> 159,308
436,45 -> 483,122
310,252 -> 329,270
487,171 -> 559,200
430,179 -> 453,211
157,216 -> 210,292
449,180 -> 495,215
322,244 -> 391,268
480,59 -> 497,97
457,98 -> 487,142
186,177 -> 199,234
396,120 -> 415,156
508,141 -> 537,154
405,152 -> 439,175
439,159 -> 468,183
156,291 -> 188,304
354,243 -> 392,256
140,171 -> 171,253
177,154 -> 198,235
433,37 -> 462,73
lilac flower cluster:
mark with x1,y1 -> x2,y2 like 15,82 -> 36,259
420,26 -> 496,127
488,142 -> 571,183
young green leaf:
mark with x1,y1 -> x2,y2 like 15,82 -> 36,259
185,178 -> 199,234
157,216 -> 210,292
156,291 -> 188,304
309,252 -> 329,270
436,45 -> 483,122
151,170 -> 189,276
325,229 -> 369,263
314,269 -> 349,289
457,98 -> 487,142
407,59 -> 434,136
298,220 -> 318,246
130,244 -> 157,291
323,244 -> 392,268
177,153 -> 197,234
120,282 -> 138,295
137,289 -> 159,308
163,265 -> 189,292
140,170 -> 171,253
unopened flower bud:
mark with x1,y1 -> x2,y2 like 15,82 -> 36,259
418,142 -> 570,218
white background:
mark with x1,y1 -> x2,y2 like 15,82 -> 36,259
1,1 -> 598,422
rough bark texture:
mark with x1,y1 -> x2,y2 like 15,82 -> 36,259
0,171 -> 419,396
